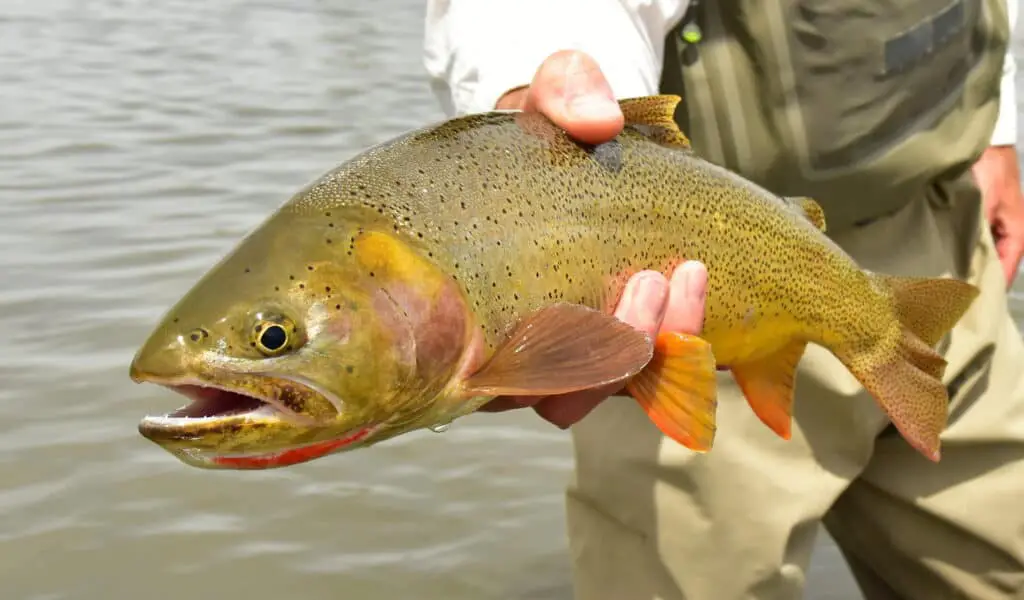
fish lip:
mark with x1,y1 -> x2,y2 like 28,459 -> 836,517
181,423 -> 383,469
136,375 -> 317,429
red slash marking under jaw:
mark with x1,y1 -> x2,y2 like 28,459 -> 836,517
211,426 -> 374,469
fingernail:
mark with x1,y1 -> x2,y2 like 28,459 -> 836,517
633,273 -> 669,326
567,95 -> 621,121
681,262 -> 707,303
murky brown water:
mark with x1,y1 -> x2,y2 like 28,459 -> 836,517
1,1 -> 1020,598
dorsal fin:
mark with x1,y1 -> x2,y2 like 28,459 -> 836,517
788,196 -> 827,232
618,95 -> 691,149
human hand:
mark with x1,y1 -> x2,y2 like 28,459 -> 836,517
973,145 -> 1024,287
481,51 -> 710,428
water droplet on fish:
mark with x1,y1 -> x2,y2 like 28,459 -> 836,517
429,422 -> 451,434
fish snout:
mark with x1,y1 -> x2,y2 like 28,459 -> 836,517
129,330 -> 193,383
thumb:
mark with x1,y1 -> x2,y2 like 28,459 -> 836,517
524,50 -> 624,145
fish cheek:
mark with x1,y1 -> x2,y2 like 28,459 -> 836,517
376,276 -> 470,390
297,293 -> 418,426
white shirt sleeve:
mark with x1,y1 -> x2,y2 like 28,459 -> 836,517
990,0 -> 1019,147
423,0 -> 692,116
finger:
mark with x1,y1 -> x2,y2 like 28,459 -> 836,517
1002,241 -> 1024,287
524,50 -> 624,145
533,387 -> 613,429
659,260 -> 708,335
613,270 -> 671,334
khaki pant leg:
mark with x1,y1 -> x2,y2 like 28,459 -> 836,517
565,362 -> 886,600
823,191 -> 1024,600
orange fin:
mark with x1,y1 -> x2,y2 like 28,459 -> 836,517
730,340 -> 809,440
624,332 -> 718,451
462,303 -> 654,396
618,95 -> 691,149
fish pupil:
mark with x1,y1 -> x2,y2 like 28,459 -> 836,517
260,325 -> 287,351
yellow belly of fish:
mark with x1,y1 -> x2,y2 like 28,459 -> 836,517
703,308 -> 808,369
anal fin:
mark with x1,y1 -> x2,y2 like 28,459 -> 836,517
624,332 -> 718,451
730,340 -> 808,440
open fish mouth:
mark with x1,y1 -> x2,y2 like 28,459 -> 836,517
150,384 -> 278,420
138,381 -> 311,433
136,380 -> 378,469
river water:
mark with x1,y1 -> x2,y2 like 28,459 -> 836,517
1,1 -> 1020,599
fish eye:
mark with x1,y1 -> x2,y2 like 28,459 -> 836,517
259,325 -> 287,352
188,328 -> 209,343
252,315 -> 296,357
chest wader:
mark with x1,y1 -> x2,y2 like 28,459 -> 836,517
660,0 -> 1011,232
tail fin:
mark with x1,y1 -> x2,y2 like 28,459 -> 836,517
836,273 -> 979,462
873,273 -> 980,347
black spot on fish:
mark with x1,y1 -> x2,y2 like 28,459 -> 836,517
279,387 -> 305,413
345,365 -> 354,374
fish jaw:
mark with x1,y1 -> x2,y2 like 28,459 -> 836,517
135,377 -> 381,470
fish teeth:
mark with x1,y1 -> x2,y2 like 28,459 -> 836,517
141,404 -> 278,426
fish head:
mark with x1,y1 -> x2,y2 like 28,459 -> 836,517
130,202 -> 478,470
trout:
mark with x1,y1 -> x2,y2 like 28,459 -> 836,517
130,96 -> 979,470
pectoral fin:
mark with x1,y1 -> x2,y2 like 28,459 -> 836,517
730,340 -> 808,439
624,332 -> 718,451
461,303 -> 654,396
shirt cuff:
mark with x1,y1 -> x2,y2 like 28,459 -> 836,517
990,53 -> 1018,147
